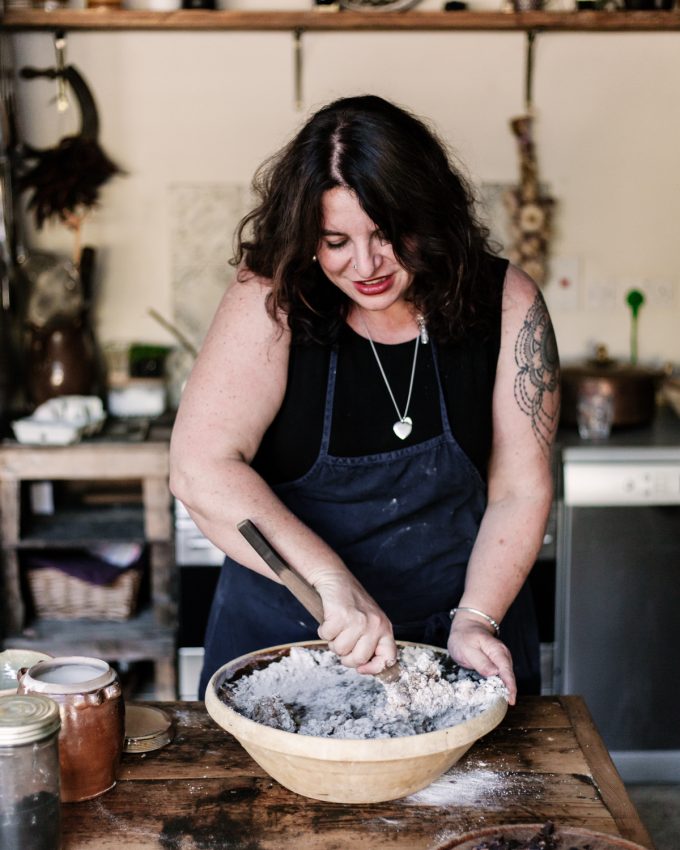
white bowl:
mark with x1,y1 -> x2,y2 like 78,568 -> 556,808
205,640 -> 507,804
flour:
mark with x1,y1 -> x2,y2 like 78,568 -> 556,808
217,645 -> 507,739
403,757 -> 541,808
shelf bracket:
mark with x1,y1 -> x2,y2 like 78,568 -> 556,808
293,27 -> 304,112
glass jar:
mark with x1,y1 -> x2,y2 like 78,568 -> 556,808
0,694 -> 61,850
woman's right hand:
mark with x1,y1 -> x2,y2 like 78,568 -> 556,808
314,572 -> 398,676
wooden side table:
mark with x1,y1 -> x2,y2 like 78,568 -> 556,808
0,440 -> 177,699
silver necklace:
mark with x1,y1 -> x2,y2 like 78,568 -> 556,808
359,314 -> 428,440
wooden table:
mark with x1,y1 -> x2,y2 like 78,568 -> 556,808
62,697 -> 654,849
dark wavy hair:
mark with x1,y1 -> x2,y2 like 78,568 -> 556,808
233,94 -> 496,344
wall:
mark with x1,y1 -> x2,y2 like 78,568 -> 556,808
11,11 -> 680,365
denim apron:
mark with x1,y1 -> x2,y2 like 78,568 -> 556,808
199,341 -> 539,697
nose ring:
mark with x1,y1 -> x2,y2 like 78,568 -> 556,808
353,263 -> 357,271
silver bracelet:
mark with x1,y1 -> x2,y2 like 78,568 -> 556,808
449,606 -> 501,637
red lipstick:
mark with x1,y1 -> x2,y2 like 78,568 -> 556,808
352,274 -> 394,296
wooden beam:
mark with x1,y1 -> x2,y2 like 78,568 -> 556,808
4,9 -> 680,33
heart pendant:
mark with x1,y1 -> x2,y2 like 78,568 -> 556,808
393,417 -> 413,440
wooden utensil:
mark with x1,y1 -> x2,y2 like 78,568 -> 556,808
237,519 -> 401,683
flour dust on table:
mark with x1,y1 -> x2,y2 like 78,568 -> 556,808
217,645 -> 508,739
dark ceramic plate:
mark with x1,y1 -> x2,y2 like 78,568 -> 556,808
434,823 -> 649,850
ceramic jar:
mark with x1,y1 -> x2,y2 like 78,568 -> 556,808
17,656 -> 125,803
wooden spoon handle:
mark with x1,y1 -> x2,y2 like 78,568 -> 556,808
237,519 -> 325,623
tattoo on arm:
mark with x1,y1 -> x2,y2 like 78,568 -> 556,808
514,292 -> 560,454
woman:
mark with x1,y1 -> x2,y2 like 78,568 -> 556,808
170,95 -> 560,703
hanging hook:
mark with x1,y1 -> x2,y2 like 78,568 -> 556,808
20,65 -> 101,147
524,29 -> 537,115
293,28 -> 303,112
53,30 -> 69,113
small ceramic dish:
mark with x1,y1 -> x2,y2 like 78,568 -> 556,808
0,649 -> 52,696
12,395 -> 106,445
12,418 -> 84,446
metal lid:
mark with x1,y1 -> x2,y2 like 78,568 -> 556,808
124,704 -> 174,753
0,694 -> 61,745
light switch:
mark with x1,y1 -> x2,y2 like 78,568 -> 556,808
546,257 -> 581,311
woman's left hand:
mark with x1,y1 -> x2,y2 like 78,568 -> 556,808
447,615 -> 517,705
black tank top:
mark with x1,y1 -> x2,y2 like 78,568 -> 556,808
252,256 -> 508,485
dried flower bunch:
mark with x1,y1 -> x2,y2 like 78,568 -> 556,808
21,133 -> 121,230
19,64 -> 123,260
504,115 -> 554,286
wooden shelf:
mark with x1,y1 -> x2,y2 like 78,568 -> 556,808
16,505 -> 146,547
4,608 -> 174,662
4,608 -> 177,698
3,8 -> 680,33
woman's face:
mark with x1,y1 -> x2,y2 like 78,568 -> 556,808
316,187 -> 413,315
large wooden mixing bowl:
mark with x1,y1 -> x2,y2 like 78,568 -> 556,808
205,640 -> 508,804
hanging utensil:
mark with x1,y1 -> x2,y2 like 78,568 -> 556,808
18,60 -> 124,258
625,288 -> 645,366
237,519 -> 401,683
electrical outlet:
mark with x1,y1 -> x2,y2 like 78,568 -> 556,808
545,257 -> 580,310
586,279 -> 617,311
644,278 -> 677,309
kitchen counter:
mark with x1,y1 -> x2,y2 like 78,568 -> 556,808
558,404 -> 680,456
61,697 -> 654,849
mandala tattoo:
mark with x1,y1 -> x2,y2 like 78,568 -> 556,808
514,293 -> 560,454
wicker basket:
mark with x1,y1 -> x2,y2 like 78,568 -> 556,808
27,566 -> 142,621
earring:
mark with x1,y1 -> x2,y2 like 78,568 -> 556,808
312,255 -> 317,262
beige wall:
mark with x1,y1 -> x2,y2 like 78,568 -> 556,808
12,20 -> 680,365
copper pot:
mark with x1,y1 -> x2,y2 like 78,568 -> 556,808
561,349 -> 664,428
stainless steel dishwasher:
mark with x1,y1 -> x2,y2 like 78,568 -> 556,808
555,434 -> 680,783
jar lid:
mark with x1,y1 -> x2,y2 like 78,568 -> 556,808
0,694 -> 61,745
20,656 -> 116,695
124,704 -> 174,753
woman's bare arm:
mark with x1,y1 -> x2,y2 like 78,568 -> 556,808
169,275 -> 397,673
447,264 -> 560,703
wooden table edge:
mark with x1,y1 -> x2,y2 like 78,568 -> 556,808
559,696 -> 656,850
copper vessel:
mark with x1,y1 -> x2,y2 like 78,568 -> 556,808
561,348 -> 664,428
